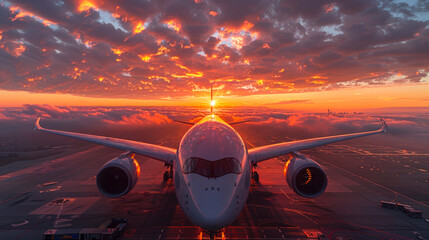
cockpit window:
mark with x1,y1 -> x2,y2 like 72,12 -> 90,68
183,157 -> 242,178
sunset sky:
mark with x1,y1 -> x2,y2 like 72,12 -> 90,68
0,0 -> 428,111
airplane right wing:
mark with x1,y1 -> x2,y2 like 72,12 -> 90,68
228,120 -> 250,125
34,118 -> 177,164
248,119 -> 388,164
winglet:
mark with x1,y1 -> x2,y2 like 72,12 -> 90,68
34,117 -> 42,130
380,118 -> 388,132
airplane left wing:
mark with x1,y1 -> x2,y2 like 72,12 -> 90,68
34,118 -> 176,164
248,119 -> 388,164
173,119 -> 195,125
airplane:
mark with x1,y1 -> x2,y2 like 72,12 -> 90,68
34,86 -> 388,239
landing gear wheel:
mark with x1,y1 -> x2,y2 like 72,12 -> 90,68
163,171 -> 170,182
252,171 -> 259,183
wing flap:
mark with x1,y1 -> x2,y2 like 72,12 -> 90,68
249,119 -> 387,164
35,118 -> 176,164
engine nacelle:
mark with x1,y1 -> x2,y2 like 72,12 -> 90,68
96,154 -> 140,198
284,153 -> 327,198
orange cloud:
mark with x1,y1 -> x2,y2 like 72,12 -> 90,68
138,55 -> 152,62
10,6 -> 56,26
112,48 -> 123,55
241,21 -> 254,31
1,41 -> 26,57
78,0 -> 97,12
231,36 -> 244,49
0,0 -> 427,104
209,11 -> 218,16
324,3 -> 335,13
133,21 -> 145,34
104,112 -> 172,125
165,20 -> 181,32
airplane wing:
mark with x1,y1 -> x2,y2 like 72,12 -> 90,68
34,118 -> 176,164
173,119 -> 195,125
228,120 -> 250,125
248,119 -> 388,164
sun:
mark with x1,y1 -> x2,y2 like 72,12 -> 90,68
211,100 -> 215,107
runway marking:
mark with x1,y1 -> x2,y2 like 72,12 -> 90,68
11,220 -> 29,227
0,147 -> 107,207
0,146 -> 102,182
272,143 -> 428,208
31,197 -> 99,215
322,144 -> 429,173
40,185 -> 62,193
52,198 -> 66,228
12,218 -> 46,240
0,191 -> 32,206
326,222 -> 411,240
280,189 -> 321,227
42,181 -> 58,186
246,203 -> 320,216
0,148 -> 105,206
310,154 -> 429,208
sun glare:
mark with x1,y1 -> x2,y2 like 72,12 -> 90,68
211,100 -> 215,107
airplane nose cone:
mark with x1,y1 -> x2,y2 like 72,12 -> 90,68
187,176 -> 237,231
195,189 -> 229,218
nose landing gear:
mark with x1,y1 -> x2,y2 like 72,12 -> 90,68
203,229 -> 225,240
163,163 -> 173,182
252,163 -> 260,183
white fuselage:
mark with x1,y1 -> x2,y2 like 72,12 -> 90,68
174,115 -> 251,231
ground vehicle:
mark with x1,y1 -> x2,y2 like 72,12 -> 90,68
43,218 -> 127,240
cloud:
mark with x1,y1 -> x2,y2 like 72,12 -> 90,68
103,112 -> 172,125
267,99 -> 311,105
0,0 -> 427,99
0,104 -> 174,126
1,105 -> 428,147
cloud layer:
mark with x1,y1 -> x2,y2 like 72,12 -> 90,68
1,104 -> 427,134
0,0 -> 428,99
2,105 -> 429,153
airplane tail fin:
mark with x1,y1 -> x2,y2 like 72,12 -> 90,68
210,83 -> 213,114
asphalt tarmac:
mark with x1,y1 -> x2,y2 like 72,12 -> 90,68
0,123 -> 428,239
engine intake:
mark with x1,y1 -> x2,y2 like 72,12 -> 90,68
284,153 -> 327,198
96,153 -> 140,198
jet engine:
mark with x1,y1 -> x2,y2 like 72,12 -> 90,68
96,153 -> 140,198
284,152 -> 327,198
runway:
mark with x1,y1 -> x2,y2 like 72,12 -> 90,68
0,123 -> 428,239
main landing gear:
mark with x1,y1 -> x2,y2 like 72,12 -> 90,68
252,164 -> 259,183
163,163 -> 173,182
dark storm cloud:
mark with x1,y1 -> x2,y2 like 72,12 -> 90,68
0,0 -> 428,98
203,36 -> 220,57
213,0 -> 266,27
